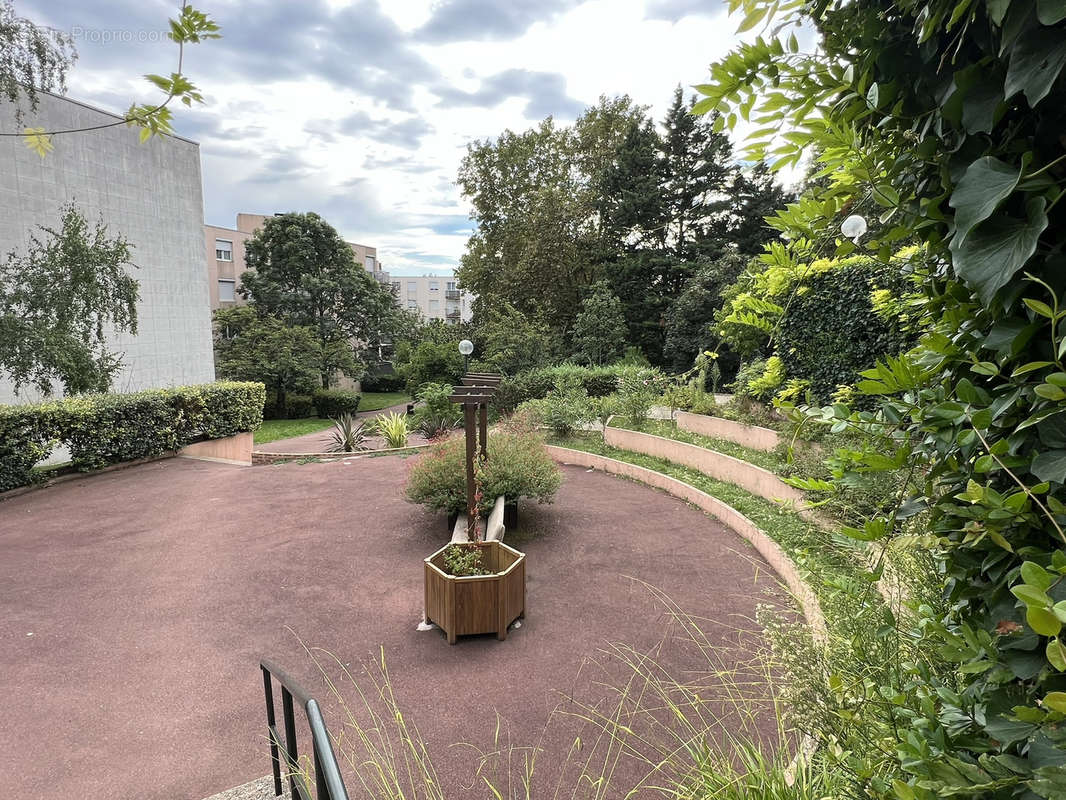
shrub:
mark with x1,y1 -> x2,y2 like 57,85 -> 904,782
264,392 -> 315,420
518,377 -> 590,437
326,414 -> 369,453
405,431 -> 561,514
373,412 -> 410,449
617,366 -> 667,427
313,389 -> 361,418
494,364 -> 657,412
731,357 -> 785,402
0,382 -> 265,487
441,543 -> 490,577
412,383 -> 461,440
361,369 -> 405,393
398,340 -> 464,395
0,403 -> 60,491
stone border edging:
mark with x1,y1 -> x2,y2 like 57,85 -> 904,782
251,442 -> 434,464
603,421 -> 825,525
675,410 -> 781,452
545,444 -> 828,646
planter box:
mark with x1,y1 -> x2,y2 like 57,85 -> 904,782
424,540 -> 526,644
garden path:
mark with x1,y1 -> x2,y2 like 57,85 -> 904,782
0,455 -> 790,799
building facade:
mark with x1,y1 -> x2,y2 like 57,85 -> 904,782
205,213 -> 388,311
0,93 -> 214,404
390,274 -> 473,324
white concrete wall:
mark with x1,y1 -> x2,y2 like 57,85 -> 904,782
0,92 -> 215,404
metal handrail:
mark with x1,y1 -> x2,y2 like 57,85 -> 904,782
260,658 -> 350,800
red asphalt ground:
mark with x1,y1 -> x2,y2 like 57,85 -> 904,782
0,454 -> 789,799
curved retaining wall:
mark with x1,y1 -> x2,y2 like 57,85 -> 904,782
546,445 -> 828,646
675,410 -> 781,452
603,423 -> 822,523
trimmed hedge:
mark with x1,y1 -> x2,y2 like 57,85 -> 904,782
361,369 -> 405,393
313,389 -> 361,418
494,363 -> 658,412
0,381 -> 265,491
264,392 -> 316,420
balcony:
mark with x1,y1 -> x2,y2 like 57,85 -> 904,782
446,309 -> 461,320
445,289 -> 461,300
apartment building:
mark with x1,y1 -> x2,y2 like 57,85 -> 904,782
205,213 -> 388,310
0,92 -> 214,404
391,274 -> 473,324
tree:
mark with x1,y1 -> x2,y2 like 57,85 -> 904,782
213,306 -> 341,416
0,202 -> 138,395
573,282 -> 627,365
475,301 -> 558,375
726,163 -> 792,257
704,0 -> 1066,794
662,252 -> 747,374
0,0 -> 75,124
240,212 -> 397,386
456,119 -> 596,334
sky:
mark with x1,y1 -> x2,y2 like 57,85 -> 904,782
19,0 -> 766,276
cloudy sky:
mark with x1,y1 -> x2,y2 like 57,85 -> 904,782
19,0 -> 762,276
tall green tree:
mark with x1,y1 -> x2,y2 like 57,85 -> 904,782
727,163 -> 792,257
0,202 -> 138,395
573,281 -> 627,365
474,301 -> 559,375
214,305 -> 349,416
240,212 -> 398,386
456,119 -> 595,333
662,252 -> 747,374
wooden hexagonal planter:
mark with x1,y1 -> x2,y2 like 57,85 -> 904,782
424,541 -> 526,645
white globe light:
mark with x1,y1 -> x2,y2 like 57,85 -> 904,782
841,214 -> 868,243
458,339 -> 474,356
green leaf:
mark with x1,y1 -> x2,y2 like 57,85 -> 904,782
1044,692 -> 1066,713
961,80 -> 1005,134
950,196 -> 1049,304
1038,0 -> 1066,24
1022,561 -> 1055,590
1027,606 -> 1062,636
1035,384 -> 1066,401
949,156 -> 1022,243
735,6 -> 767,33
1013,583 -> 1053,606
1005,27 -> 1066,106
1014,360 -> 1055,376
988,0 -> 1012,24
1024,298 -> 1055,318
1048,638 -> 1066,671
1032,449 -> 1066,483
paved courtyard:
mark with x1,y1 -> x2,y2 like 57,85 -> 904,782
0,453 -> 790,799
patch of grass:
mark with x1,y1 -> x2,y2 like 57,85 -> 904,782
359,392 -> 410,412
610,417 -> 788,474
254,417 -> 334,445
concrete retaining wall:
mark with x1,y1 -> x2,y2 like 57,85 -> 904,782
603,424 -> 819,521
675,410 -> 781,452
179,432 -> 253,466
546,445 -> 827,645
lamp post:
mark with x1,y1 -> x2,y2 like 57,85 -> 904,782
459,339 -> 473,374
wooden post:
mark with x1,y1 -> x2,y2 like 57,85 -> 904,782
478,402 -> 488,461
463,403 -> 477,541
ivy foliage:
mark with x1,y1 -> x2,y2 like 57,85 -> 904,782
719,249 -> 918,402
703,0 -> 1066,797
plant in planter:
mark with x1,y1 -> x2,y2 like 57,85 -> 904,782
405,431 -> 562,516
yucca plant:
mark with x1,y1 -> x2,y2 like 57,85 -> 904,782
373,411 -> 410,449
326,413 -> 369,453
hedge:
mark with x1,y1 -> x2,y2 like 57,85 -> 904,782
0,381 -> 265,491
493,364 -> 659,412
264,392 -> 316,420
313,389 -> 361,418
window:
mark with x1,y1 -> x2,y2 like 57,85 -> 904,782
447,281 -> 456,290
215,239 -> 232,261
429,299 -> 439,311
407,281 -> 417,293
218,279 -> 236,302
407,300 -> 418,309
429,280 -> 439,291
366,255 -> 375,270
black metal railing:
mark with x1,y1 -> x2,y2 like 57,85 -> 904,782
261,658 -> 350,800
445,289 -> 461,300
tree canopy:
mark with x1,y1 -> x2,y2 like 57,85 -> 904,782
0,202 -> 139,395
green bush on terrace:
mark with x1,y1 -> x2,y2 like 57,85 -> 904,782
0,381 -> 265,491
493,363 -> 661,412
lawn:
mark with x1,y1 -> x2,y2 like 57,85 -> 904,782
254,417 -> 334,445
359,391 -> 410,412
